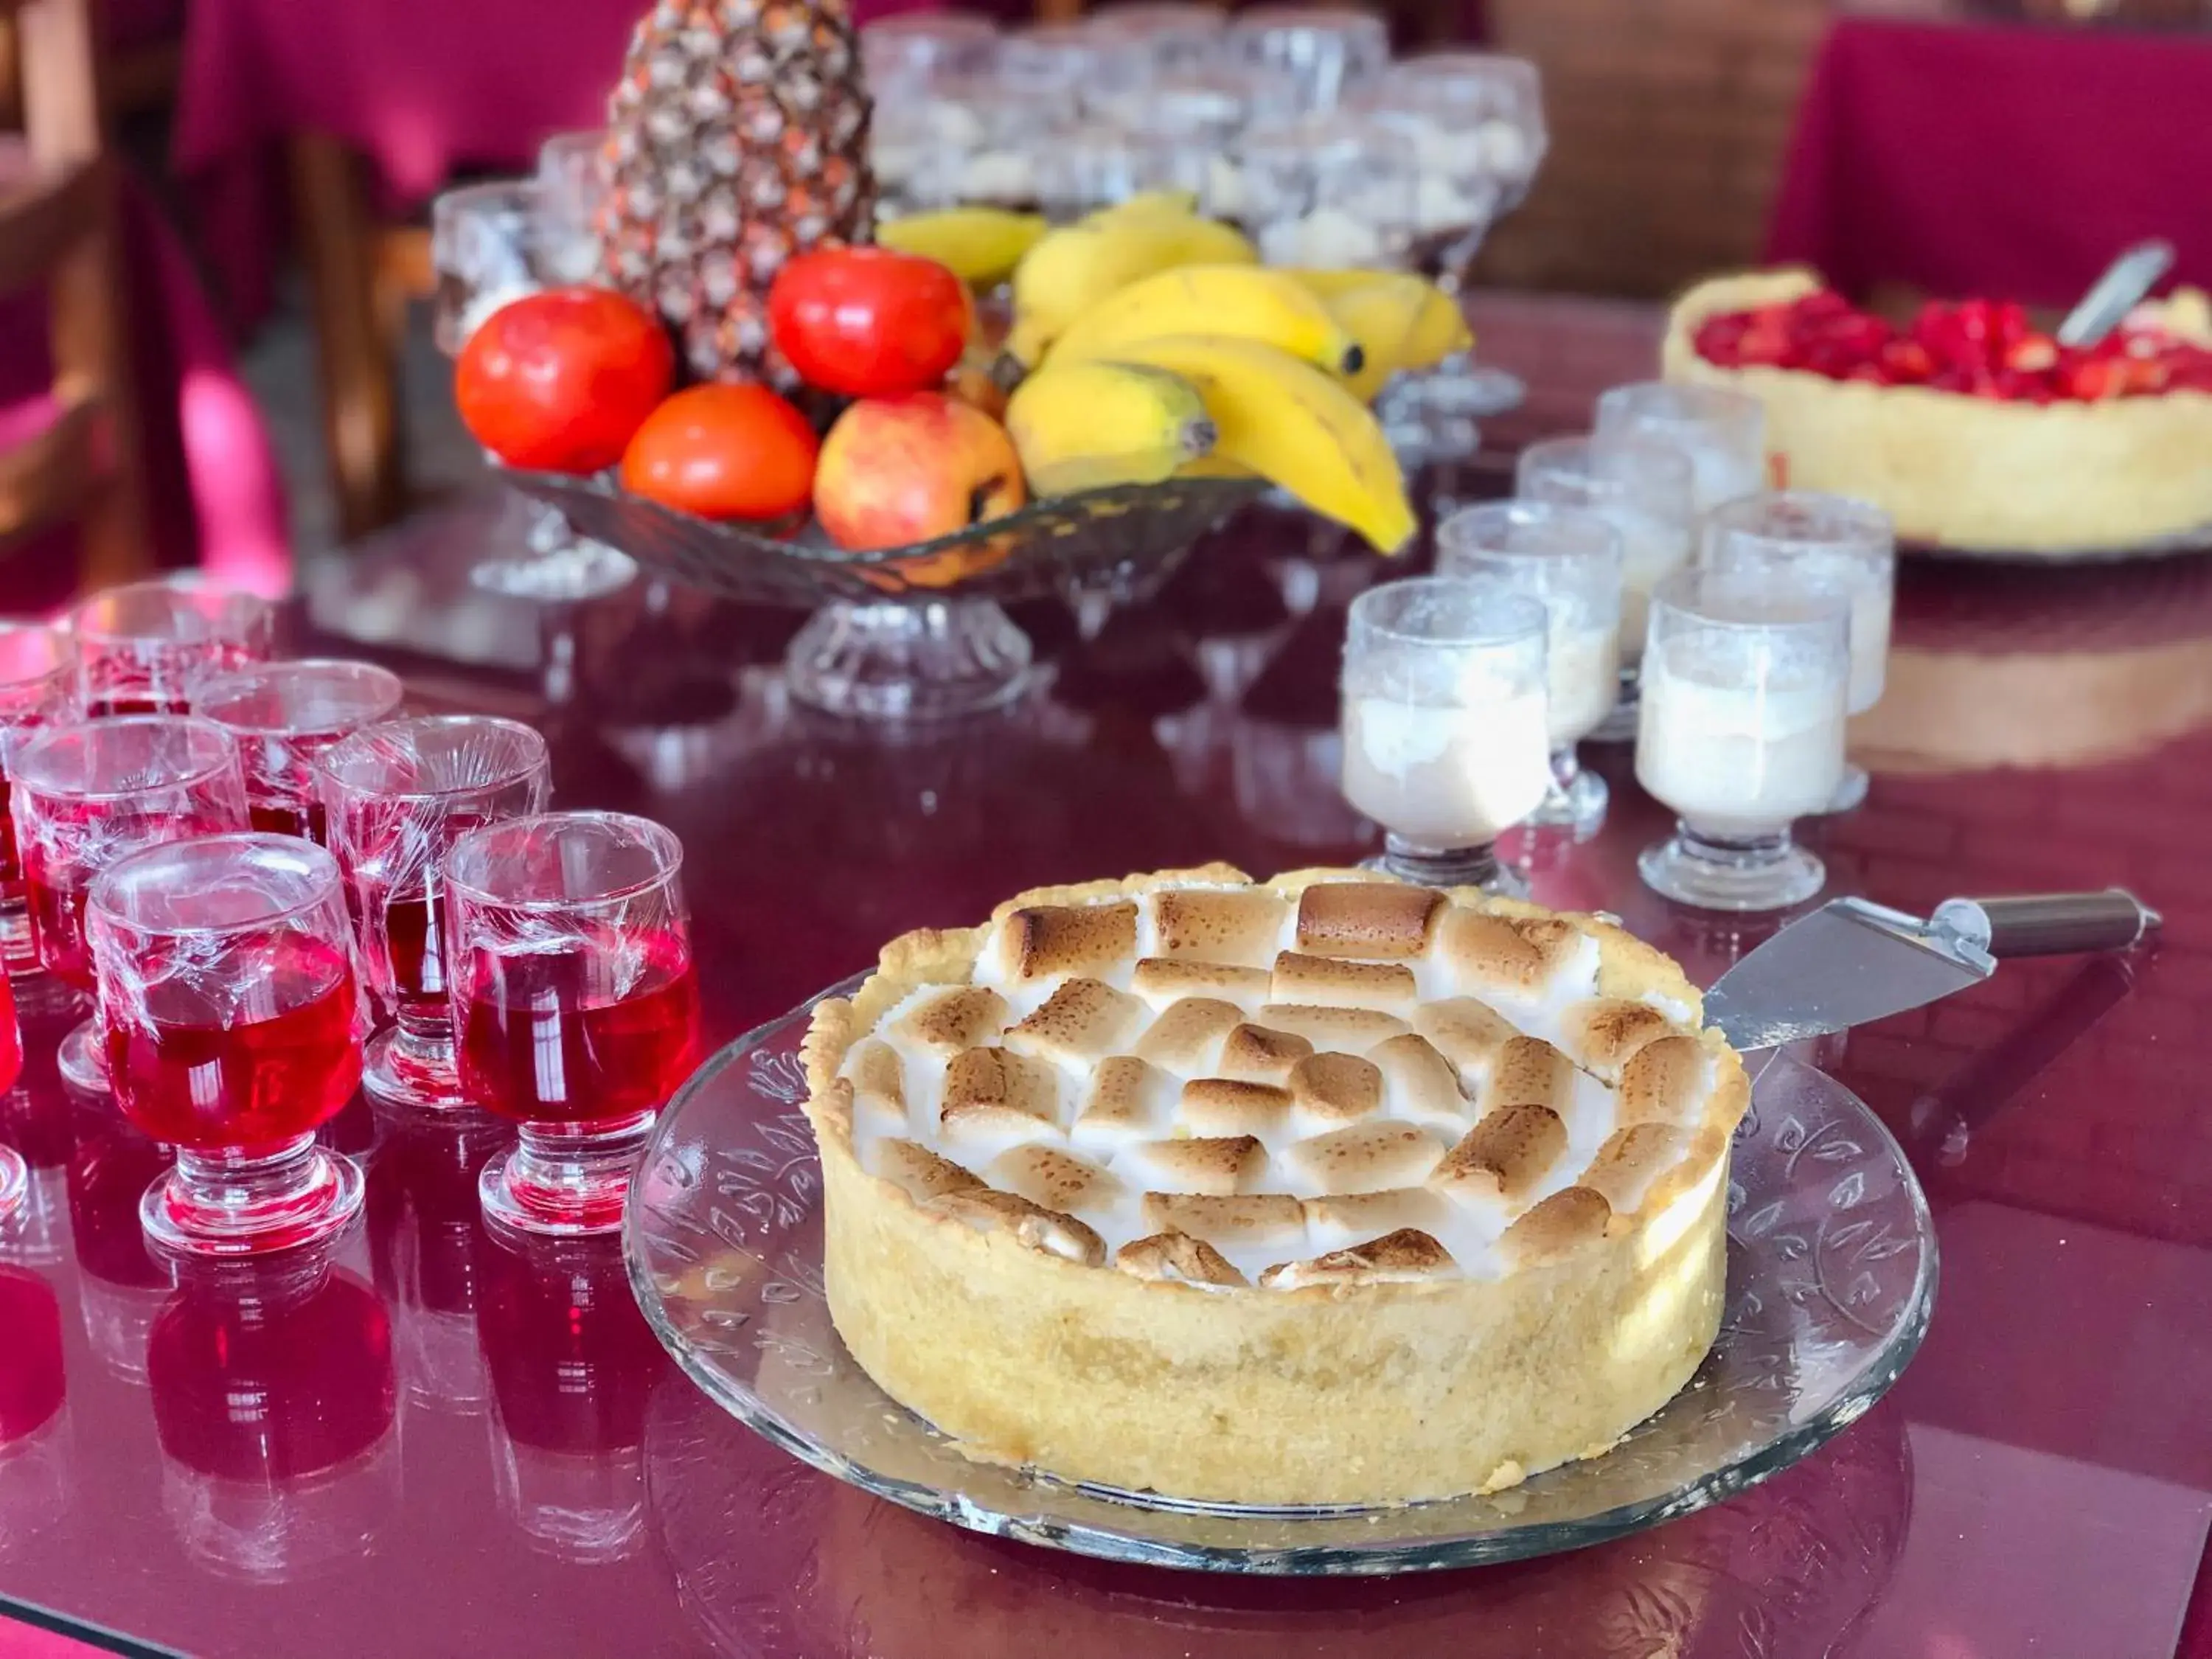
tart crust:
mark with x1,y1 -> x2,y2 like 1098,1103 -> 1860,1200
1662,269 -> 2212,554
799,866 -> 1749,1507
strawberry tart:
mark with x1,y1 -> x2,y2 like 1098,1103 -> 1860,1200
1663,271 -> 2212,554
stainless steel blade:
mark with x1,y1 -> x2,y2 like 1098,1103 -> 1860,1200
1703,897 -> 1997,1051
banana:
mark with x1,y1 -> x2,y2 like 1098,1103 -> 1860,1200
1285,266 -> 1404,297
1083,189 -> 1200,225
1319,274 -> 1475,400
877,207 -> 1048,288
1006,361 -> 1217,496
1046,265 -> 1365,378
1101,335 -> 1416,553
1007,217 -> 1259,364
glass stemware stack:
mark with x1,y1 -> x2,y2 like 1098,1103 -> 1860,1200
860,7 -> 1548,440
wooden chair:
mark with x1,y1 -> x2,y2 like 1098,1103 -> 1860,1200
0,0 -> 148,588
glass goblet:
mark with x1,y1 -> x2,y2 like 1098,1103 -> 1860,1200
0,621 -> 78,975
192,659 -> 407,844
1226,111 -> 1422,274
317,717 -> 552,1114
9,717 -> 251,1092
1340,576 -> 1551,894
1635,567 -> 1853,913
448,811 -> 700,1236
535,130 -> 611,287
68,581 -> 274,717
1516,432 -> 1697,738
1084,1 -> 1228,72
90,833 -> 366,1256
1594,380 -> 1769,514
430,180 -> 637,611
859,10 -> 1001,97
1437,501 -> 1624,839
1703,490 -> 1897,813
1223,5 -> 1391,114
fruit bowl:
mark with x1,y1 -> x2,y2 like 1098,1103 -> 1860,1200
501,468 -> 1265,720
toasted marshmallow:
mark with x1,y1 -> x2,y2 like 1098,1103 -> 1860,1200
1070,1055 -> 1175,1151
1437,908 -> 1582,998
872,1137 -> 984,1202
1486,1036 -> 1573,1116
1134,997 -> 1245,1074
1147,887 -> 1287,967
1368,1032 -> 1475,1134
1287,1051 -> 1383,1126
990,1144 -> 1122,1213
1433,1105 -> 1566,1202
1581,1122 -> 1688,1214
939,1048 -> 1062,1158
1255,1004 -> 1411,1049
1412,998 -> 1517,1085
1500,1186 -> 1611,1265
1293,883 -> 1443,960
1130,958 -> 1273,1009
1004,976 -> 1148,1066
1563,998 -> 1677,1080
1180,1077 -> 1294,1138
891,987 -> 1012,1054
1281,1121 -> 1444,1195
1301,1187 -> 1452,1252
1118,1135 -> 1266,1196
1217,1022 -> 1315,1085
1618,1034 -> 1707,1126
1115,1230 -> 1249,1288
1141,1192 -> 1307,1252
1271,951 -> 1418,1013
995,901 -> 1138,982
1260,1228 -> 1455,1289
924,1187 -> 1107,1267
847,1037 -> 908,1136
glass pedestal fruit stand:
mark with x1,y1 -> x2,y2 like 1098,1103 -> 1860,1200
504,470 -> 1262,720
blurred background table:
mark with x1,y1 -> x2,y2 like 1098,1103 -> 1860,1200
6,291 -> 2212,1657
1766,15 -> 2212,305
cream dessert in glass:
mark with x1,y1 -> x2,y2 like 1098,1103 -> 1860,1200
1594,381 -> 1767,514
1516,433 -> 1697,740
1702,489 -> 1896,814
1436,500 -> 1622,840
1635,567 -> 1852,912
1340,576 -> 1550,894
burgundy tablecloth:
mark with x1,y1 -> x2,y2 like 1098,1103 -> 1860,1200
0,145 -> 290,612
175,0 -> 939,327
1765,18 -> 2212,308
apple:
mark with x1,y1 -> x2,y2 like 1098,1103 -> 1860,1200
813,393 -> 1027,558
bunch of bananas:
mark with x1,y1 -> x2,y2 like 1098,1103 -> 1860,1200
886,197 -> 1473,555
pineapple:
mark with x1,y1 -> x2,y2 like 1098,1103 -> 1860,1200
601,0 -> 877,391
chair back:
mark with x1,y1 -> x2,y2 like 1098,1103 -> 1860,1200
0,0 -> 149,589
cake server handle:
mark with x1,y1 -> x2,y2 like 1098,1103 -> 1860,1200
1930,890 -> 2162,960
2056,240 -> 2175,347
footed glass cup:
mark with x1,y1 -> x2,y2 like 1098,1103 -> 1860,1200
318,717 -> 551,1113
447,812 -> 700,1236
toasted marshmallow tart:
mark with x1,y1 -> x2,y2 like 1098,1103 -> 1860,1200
801,866 -> 1749,1507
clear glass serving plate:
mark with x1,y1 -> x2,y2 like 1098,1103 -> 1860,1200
624,975 -> 1938,1575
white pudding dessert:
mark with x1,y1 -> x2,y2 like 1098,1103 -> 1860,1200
1546,622 -> 1621,743
1614,513 -> 1695,667
1343,692 -> 1551,847
1635,641 -> 1847,836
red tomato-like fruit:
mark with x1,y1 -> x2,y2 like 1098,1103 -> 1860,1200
455,287 -> 674,473
619,383 -> 819,523
768,246 -> 972,398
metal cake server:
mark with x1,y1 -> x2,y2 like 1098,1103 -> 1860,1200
2056,240 -> 2175,348
1703,888 -> 2160,1053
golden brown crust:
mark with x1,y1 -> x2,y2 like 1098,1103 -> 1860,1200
1663,268 -> 2212,552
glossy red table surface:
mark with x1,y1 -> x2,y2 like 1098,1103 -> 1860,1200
7,295 -> 2212,1658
